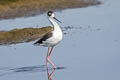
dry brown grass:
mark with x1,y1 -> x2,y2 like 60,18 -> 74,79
0,0 -> 101,19
0,26 -> 52,45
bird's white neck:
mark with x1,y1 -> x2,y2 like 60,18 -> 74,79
49,17 -> 62,32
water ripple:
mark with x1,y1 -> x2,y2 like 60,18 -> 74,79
0,65 -> 66,76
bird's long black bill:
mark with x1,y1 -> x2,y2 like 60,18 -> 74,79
53,17 -> 61,23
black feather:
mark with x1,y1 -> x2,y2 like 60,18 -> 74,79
34,32 -> 53,45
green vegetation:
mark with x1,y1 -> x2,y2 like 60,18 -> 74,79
0,0 -> 101,19
0,27 -> 52,45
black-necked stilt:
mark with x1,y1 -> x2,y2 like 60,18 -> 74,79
34,11 -> 63,69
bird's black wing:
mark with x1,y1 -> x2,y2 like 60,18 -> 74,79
34,32 -> 53,45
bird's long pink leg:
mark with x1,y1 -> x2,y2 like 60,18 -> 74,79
49,47 -> 53,56
46,48 -> 50,68
47,66 -> 56,80
46,47 -> 56,69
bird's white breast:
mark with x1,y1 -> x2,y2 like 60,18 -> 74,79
45,30 -> 62,47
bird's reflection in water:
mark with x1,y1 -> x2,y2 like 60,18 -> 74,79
46,66 -> 66,80
46,67 -> 56,80
0,65 -> 66,79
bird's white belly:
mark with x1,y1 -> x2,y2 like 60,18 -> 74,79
42,32 -> 63,47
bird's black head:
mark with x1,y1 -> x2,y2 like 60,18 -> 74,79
47,11 -> 61,23
47,11 -> 54,17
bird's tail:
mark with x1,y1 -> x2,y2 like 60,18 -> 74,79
33,42 -> 39,46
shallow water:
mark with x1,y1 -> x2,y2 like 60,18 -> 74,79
0,0 -> 120,80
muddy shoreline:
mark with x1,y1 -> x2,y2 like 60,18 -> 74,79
0,0 -> 101,19
0,27 -> 52,45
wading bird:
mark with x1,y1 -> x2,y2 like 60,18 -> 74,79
34,11 -> 63,69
